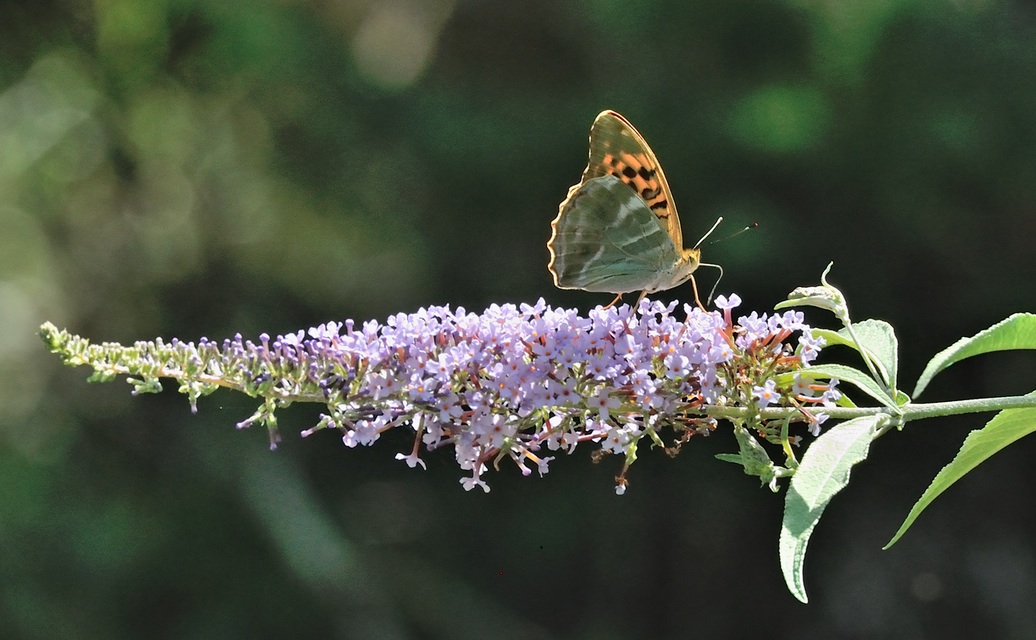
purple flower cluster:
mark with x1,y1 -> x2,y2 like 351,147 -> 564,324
39,295 -> 836,493
299,298 -> 734,492
276,296 -> 828,491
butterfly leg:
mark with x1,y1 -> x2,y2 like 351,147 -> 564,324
689,276 -> 706,312
602,293 -> 623,310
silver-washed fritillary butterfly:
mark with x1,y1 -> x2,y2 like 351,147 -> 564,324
547,110 -> 721,308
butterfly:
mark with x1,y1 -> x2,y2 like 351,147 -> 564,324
547,110 -> 722,308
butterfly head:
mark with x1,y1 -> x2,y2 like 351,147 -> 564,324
680,247 -> 701,269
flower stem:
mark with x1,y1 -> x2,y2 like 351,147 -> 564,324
706,394 -> 1036,423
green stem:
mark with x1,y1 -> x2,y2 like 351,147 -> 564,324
892,395 -> 1036,420
705,394 -> 1036,423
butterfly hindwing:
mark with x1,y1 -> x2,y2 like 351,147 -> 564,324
582,111 -> 684,251
549,175 -> 677,293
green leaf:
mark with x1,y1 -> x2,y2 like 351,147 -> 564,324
812,319 -> 898,391
847,320 -> 898,391
913,313 -> 1036,398
884,399 -> 1036,549
799,363 -> 899,411
780,415 -> 880,603
714,453 -> 744,465
811,328 -> 855,350
719,426 -> 778,487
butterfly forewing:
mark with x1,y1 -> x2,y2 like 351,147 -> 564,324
549,175 -> 678,293
582,111 -> 684,251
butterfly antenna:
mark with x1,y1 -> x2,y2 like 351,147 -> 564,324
692,217 -> 724,249
709,222 -> 758,246
697,221 -> 755,305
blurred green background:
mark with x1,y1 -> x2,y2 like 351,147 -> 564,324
4,0 -> 1036,637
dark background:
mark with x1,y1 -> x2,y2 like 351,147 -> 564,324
4,0 -> 1036,637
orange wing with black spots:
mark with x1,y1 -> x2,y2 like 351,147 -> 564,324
580,110 -> 684,251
